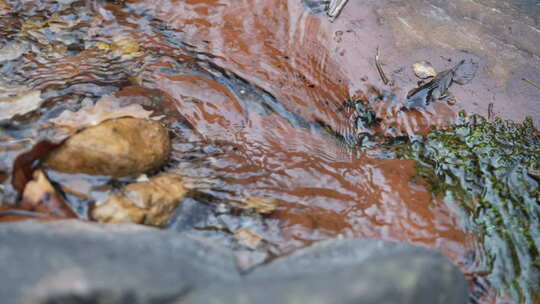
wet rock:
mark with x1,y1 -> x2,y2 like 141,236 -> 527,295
0,221 -> 468,304
45,118 -> 170,177
91,173 -> 188,227
185,239 -> 469,304
0,220 -> 240,304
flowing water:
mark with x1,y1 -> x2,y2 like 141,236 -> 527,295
1,1 -> 539,303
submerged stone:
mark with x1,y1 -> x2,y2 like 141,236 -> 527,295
45,118 -> 170,177
91,173 -> 188,227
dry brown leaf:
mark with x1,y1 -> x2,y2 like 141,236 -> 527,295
20,170 -> 76,218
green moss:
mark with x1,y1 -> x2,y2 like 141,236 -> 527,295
400,112 -> 540,302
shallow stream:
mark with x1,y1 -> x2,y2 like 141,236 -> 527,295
1,1 -> 539,303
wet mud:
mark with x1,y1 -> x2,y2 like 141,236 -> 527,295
0,0 -> 539,303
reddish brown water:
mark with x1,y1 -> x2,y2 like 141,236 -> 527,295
2,0 -> 539,303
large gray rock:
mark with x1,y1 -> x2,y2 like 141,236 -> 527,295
0,221 -> 468,304
0,220 -> 240,304
184,239 -> 468,304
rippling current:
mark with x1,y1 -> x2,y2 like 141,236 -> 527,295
1,0 -> 529,303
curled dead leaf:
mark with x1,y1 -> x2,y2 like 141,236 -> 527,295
12,140 -> 63,193
19,170 -> 76,218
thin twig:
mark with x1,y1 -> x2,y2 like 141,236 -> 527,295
488,102 -> 494,120
375,46 -> 389,85
328,0 -> 349,22
522,78 -> 540,91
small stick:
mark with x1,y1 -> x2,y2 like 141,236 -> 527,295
488,102 -> 494,120
522,78 -> 540,91
328,0 -> 349,22
375,46 -> 389,85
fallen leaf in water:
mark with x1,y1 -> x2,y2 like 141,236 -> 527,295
51,96 -> 161,132
46,118 -> 170,177
234,228 -> 264,250
0,90 -> 43,120
12,140 -> 63,192
20,170 -> 76,218
242,197 -> 279,214
91,173 -> 188,227
405,59 -> 478,110
413,61 -> 437,79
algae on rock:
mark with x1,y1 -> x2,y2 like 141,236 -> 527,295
400,113 -> 540,303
